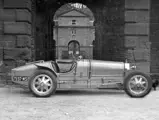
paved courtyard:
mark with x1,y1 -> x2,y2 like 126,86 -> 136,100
0,86 -> 159,120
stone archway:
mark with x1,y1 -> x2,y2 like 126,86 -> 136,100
35,0 -> 125,61
53,3 -> 95,59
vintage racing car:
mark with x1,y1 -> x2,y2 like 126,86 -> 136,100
11,58 -> 152,98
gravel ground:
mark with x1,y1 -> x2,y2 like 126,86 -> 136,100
0,86 -> 159,120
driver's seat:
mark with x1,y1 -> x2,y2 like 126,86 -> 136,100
56,59 -> 76,73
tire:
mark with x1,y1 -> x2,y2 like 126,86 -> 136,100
29,69 -> 57,97
124,71 -> 152,98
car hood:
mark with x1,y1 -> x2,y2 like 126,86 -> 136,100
90,60 -> 126,69
89,60 -> 130,77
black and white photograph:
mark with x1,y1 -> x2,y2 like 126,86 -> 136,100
0,0 -> 159,119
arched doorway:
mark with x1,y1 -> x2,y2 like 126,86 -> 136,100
35,0 -> 125,61
53,3 -> 95,59
68,40 -> 80,59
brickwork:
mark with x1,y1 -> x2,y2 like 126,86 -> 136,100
16,9 -> 32,23
4,0 -> 31,11
125,0 -> 150,73
125,23 -> 149,35
16,35 -> 31,47
0,35 -> 16,48
124,36 -> 150,49
4,22 -> 31,35
0,0 -> 33,74
125,0 -> 150,9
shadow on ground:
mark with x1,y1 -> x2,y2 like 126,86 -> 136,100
4,85 -> 126,97
2,85 -> 157,98
55,89 -> 125,96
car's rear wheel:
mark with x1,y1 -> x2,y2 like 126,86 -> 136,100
29,69 -> 57,97
124,71 -> 152,98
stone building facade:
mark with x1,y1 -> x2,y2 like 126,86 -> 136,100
0,0 -> 34,73
54,8 -> 94,59
0,0 -> 159,74
124,0 -> 150,73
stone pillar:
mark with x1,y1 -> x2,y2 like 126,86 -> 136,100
150,1 -> 159,73
124,0 -> 150,73
0,0 -> 33,73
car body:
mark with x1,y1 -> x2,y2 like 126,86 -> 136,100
11,59 -> 152,98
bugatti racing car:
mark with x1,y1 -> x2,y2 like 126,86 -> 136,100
11,58 -> 152,98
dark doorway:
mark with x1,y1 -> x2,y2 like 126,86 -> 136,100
68,40 -> 80,59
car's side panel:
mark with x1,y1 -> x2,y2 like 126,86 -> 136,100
91,60 -> 125,76
75,59 -> 89,79
58,60 -> 89,89
57,59 -> 125,89
90,60 -> 124,88
72,59 -> 89,88
11,60 -> 126,90
57,70 -> 76,89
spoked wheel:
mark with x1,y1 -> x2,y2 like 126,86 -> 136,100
29,70 -> 57,97
124,72 -> 152,98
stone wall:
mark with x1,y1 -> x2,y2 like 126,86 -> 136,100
124,0 -> 150,73
150,0 -> 159,73
0,0 -> 33,73
0,0 -> 156,75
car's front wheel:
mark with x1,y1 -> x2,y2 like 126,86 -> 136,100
124,71 -> 152,98
29,69 -> 57,97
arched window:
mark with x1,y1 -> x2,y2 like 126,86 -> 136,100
68,40 -> 80,58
